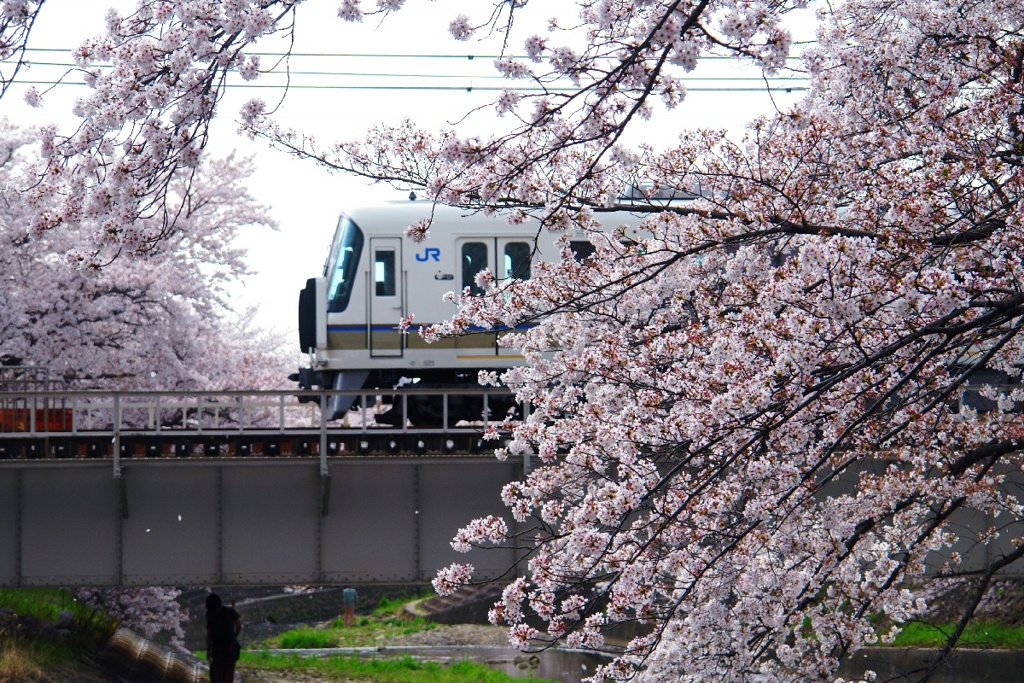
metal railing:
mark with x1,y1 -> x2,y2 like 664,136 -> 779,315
0,387 -> 520,475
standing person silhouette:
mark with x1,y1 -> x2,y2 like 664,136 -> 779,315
342,587 -> 358,626
206,593 -> 241,683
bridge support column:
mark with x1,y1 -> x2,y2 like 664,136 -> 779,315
112,394 -> 122,478
414,464 -> 421,581
319,474 -> 331,517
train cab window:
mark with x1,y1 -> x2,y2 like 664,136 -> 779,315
326,217 -> 364,313
503,242 -> 531,280
374,250 -> 396,296
462,242 -> 488,295
570,240 -> 596,261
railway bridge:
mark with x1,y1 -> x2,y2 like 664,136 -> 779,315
0,386 -> 528,587
4,381 -> 1024,587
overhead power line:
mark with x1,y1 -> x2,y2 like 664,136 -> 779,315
13,79 -> 808,93
22,46 -> 808,62
15,46 -> 809,96
26,60 -> 807,84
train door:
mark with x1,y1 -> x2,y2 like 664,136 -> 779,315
497,238 -> 532,357
454,237 -> 534,356
456,237 -> 533,291
455,237 -> 496,354
369,237 -> 403,357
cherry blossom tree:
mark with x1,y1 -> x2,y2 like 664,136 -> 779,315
0,124 -> 288,644
303,3 -> 1021,682
3,1 -> 1024,681
0,0 -> 43,99
74,586 -> 188,645
0,120 -> 288,390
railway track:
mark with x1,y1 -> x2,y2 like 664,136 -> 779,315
0,387 -> 513,461
0,429 -> 497,460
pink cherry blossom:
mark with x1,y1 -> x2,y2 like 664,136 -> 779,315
0,127 -> 289,391
4,1 -> 1024,681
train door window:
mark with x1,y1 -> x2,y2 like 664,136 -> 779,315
570,240 -> 596,262
374,249 -> 396,296
503,242 -> 531,280
462,242 -> 488,295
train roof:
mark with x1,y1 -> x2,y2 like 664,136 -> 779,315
341,199 -> 524,234
338,197 -> 681,237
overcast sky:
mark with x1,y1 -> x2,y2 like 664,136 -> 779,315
7,1 -> 814,350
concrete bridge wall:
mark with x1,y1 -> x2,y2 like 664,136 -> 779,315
0,456 -> 523,587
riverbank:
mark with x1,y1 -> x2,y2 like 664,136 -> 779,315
10,581 -> 1024,683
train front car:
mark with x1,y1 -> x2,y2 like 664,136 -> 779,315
294,200 -> 546,424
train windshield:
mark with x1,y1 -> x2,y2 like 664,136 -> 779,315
326,216 -> 364,313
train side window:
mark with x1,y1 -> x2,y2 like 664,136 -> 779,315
374,250 -> 396,296
462,242 -> 488,295
570,240 -> 596,261
503,242 -> 531,280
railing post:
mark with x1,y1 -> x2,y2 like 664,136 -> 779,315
361,393 -> 370,434
443,391 -> 450,431
320,392 -> 329,476
319,390 -> 330,517
401,393 -> 408,434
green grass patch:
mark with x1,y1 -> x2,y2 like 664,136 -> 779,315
239,651 -> 555,683
259,592 -> 439,650
0,588 -> 74,623
270,612 -> 438,648
889,620 -> 1024,649
373,590 -> 434,616
278,626 -> 338,649
0,588 -> 115,650
0,588 -> 117,680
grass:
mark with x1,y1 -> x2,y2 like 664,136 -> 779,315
0,639 -> 44,682
278,625 -> 339,649
889,620 -> 1024,649
0,588 -> 113,636
373,590 -> 433,616
243,591 -> 547,682
0,587 -> 115,648
0,588 -> 116,682
257,592 -> 440,649
239,651 -> 555,683
205,611 -> 473,681
0,588 -> 74,623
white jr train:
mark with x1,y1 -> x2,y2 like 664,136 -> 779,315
292,195 -> 673,423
